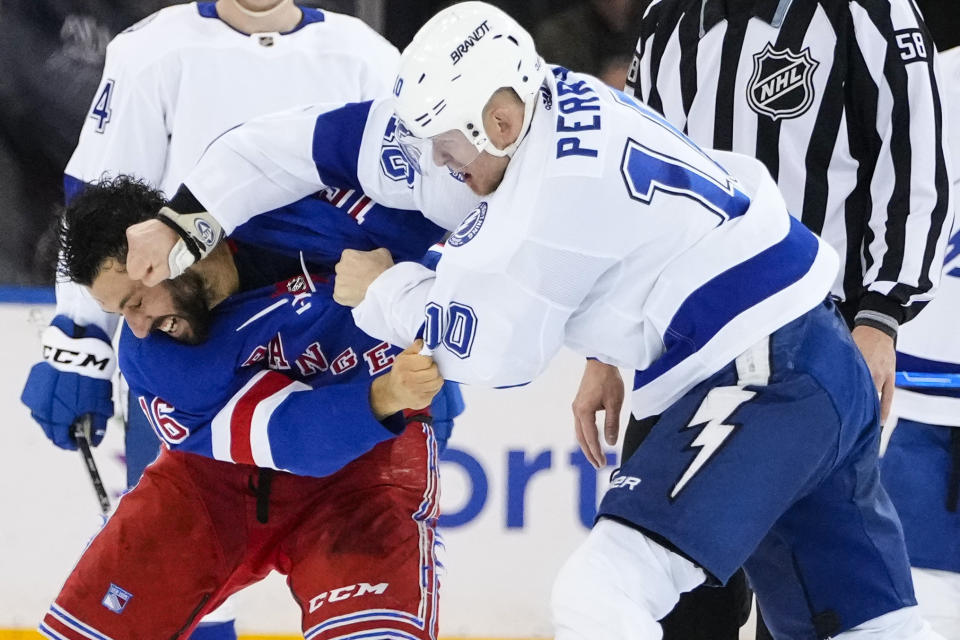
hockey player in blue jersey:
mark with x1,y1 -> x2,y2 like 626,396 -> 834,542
22,3 -> 411,636
34,175 -> 449,640
70,176 -> 450,472
111,3 -> 949,638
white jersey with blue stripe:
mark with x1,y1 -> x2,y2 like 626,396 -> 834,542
182,66 -> 839,419
892,47 -> 960,427
64,2 -> 397,197
57,1 -> 398,334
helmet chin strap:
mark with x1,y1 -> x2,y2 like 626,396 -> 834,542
231,0 -> 289,18
483,85 -> 539,159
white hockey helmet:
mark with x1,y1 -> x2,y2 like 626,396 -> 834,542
393,2 -> 545,173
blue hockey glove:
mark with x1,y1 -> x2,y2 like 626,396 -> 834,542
20,315 -> 115,450
429,381 -> 465,454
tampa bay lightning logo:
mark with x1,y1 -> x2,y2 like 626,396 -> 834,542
448,203 -> 488,247
194,219 -> 216,247
380,116 -> 415,187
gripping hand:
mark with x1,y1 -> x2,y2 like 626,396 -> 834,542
20,316 -> 115,450
370,340 -> 444,418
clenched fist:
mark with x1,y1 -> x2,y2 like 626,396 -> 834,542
334,248 -> 395,307
370,340 -> 444,418
126,219 -> 179,286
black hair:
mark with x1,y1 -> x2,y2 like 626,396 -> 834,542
58,176 -> 166,286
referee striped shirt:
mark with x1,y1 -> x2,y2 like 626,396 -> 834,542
629,0 -> 953,328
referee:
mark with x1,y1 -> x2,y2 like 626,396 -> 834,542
627,0 -> 953,638
572,0 -> 953,638
631,0 -> 950,374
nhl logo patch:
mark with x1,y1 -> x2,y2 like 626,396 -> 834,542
286,275 -> 307,294
273,273 -> 323,299
747,43 -> 819,121
102,583 -> 132,613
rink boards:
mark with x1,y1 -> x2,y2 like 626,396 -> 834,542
0,294 -> 617,638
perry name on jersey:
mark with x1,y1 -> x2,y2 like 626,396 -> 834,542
178,66 -> 839,419
378,67 -> 839,417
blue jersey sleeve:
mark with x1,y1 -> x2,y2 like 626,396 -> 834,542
263,375 -> 407,476
127,365 -> 405,478
231,193 -> 446,265
310,101 -> 371,192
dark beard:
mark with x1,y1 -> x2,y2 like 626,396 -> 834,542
166,271 -> 212,345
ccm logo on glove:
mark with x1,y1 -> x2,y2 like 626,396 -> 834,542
41,325 -> 116,380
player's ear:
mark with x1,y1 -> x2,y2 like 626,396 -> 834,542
484,100 -> 523,150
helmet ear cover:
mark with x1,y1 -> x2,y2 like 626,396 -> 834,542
393,2 -> 545,159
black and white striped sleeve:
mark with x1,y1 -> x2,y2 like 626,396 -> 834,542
848,0 -> 953,326
625,0 -> 664,100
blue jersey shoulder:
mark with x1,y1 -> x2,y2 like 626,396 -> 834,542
232,189 -> 444,266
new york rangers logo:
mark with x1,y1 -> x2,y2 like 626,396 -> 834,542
102,583 -> 133,613
448,202 -> 487,247
747,44 -> 819,121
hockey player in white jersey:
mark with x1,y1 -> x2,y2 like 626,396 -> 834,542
880,43 -> 960,640
19,3 -> 402,639
117,3 -> 949,638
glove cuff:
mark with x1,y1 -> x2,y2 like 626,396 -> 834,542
156,205 -> 224,278
50,314 -> 111,343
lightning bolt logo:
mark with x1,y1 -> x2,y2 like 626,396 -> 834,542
670,386 -> 756,499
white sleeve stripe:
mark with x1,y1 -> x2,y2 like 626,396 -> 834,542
351,196 -> 375,223
333,188 -> 355,206
249,379 -> 311,469
211,370 -> 270,463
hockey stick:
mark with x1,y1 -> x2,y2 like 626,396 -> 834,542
72,416 -> 111,515
896,372 -> 960,389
